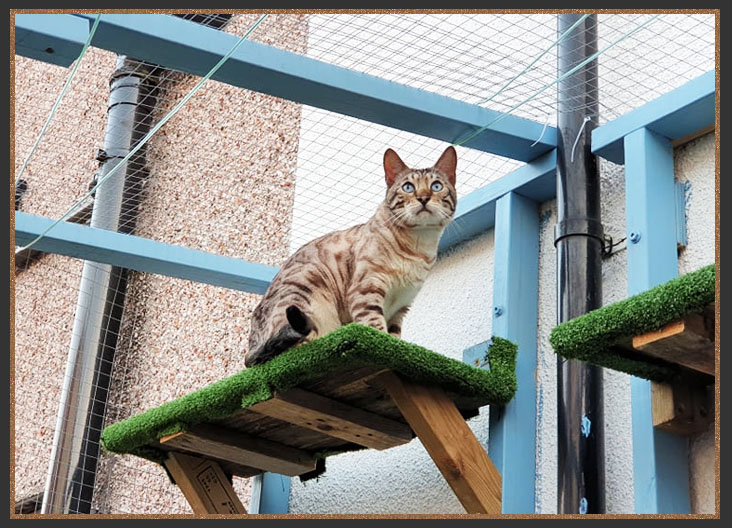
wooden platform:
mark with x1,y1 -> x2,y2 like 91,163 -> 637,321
628,304 -> 716,436
159,368 -> 502,514
101,324 -> 516,514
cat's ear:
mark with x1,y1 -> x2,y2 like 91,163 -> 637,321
434,146 -> 457,186
384,148 -> 408,187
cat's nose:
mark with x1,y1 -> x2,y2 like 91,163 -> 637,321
416,195 -> 430,205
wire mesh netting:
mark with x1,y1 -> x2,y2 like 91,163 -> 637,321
13,12 -> 715,514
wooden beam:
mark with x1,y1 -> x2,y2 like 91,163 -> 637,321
651,380 -> 713,436
14,14 -> 89,67
624,126 -> 691,513
671,125 -> 715,148
249,387 -> 413,450
14,211 -> 278,295
633,314 -> 714,377
592,71 -> 715,164
65,13 -> 556,162
164,452 -> 247,514
375,371 -> 502,514
159,425 -> 317,477
438,150 -> 555,253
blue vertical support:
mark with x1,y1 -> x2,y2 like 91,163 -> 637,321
489,191 -> 540,513
258,473 -> 290,514
624,127 -> 690,513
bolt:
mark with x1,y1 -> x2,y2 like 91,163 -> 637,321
493,306 -> 504,317
629,232 -> 641,244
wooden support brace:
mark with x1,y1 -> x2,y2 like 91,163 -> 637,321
633,313 -> 714,376
375,371 -> 502,514
160,424 -> 317,476
163,452 -> 247,514
249,387 -> 413,450
651,380 -> 713,436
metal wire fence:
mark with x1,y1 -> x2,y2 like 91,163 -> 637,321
12,12 -> 715,514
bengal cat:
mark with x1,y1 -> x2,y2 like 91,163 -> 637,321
244,146 -> 458,367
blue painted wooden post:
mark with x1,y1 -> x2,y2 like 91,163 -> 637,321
258,473 -> 291,514
489,191 -> 540,513
624,127 -> 690,513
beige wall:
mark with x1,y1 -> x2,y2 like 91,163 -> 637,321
13,14 -> 308,513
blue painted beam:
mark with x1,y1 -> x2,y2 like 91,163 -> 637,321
593,71 -> 715,164
258,473 -> 291,514
485,191 -> 540,513
439,150 -> 555,252
14,212 -> 278,295
44,13 -> 556,162
14,14 -> 89,67
624,127 -> 690,514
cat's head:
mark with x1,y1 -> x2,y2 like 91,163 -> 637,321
383,146 -> 457,229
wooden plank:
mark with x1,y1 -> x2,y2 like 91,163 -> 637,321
624,126 -> 691,513
164,452 -> 247,514
249,387 -> 413,450
15,211 -> 278,295
375,371 -> 502,514
160,425 -> 317,477
14,14 -> 89,67
486,191 -> 539,513
593,71 -> 715,164
633,314 -> 714,376
68,13 -> 557,162
671,125 -> 715,148
651,380 -> 713,436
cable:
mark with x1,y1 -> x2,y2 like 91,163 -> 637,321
15,14 -> 102,184
452,14 -> 661,148
477,14 -> 590,106
18,14 -> 269,252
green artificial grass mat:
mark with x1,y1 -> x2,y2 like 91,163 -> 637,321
102,323 -> 517,471
550,264 -> 715,381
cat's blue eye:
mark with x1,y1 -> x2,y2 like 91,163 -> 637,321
402,182 -> 415,193
431,181 -> 443,192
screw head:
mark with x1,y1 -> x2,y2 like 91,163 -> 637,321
629,232 -> 641,244
493,306 -> 504,317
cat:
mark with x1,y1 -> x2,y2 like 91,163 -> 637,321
244,146 -> 457,367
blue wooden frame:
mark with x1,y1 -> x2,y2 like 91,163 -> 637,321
14,211 -> 278,295
439,151 -> 555,252
487,192 -> 540,513
15,149 -> 555,294
14,14 -> 88,67
593,72 -> 716,514
15,13 -> 556,162
592,71 -> 714,164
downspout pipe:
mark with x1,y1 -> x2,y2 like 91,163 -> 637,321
555,14 -> 606,514
41,56 -> 159,514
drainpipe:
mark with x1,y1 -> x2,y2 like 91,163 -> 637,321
41,56 -> 159,514
555,15 -> 606,514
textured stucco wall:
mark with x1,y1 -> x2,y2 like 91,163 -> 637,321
675,133 -> 716,514
92,14 -> 308,514
13,14 -> 308,514
289,231 -> 495,514
13,49 -> 116,505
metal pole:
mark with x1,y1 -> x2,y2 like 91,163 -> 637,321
555,14 -> 606,514
41,56 -> 156,514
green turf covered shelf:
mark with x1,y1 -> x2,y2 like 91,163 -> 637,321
550,264 -> 715,382
101,323 -> 517,513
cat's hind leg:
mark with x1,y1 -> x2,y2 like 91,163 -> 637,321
244,306 -> 313,367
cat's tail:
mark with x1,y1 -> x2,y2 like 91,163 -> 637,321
244,306 -> 314,367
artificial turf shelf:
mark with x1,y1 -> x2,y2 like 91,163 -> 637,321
550,264 -> 715,381
101,323 -> 517,478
